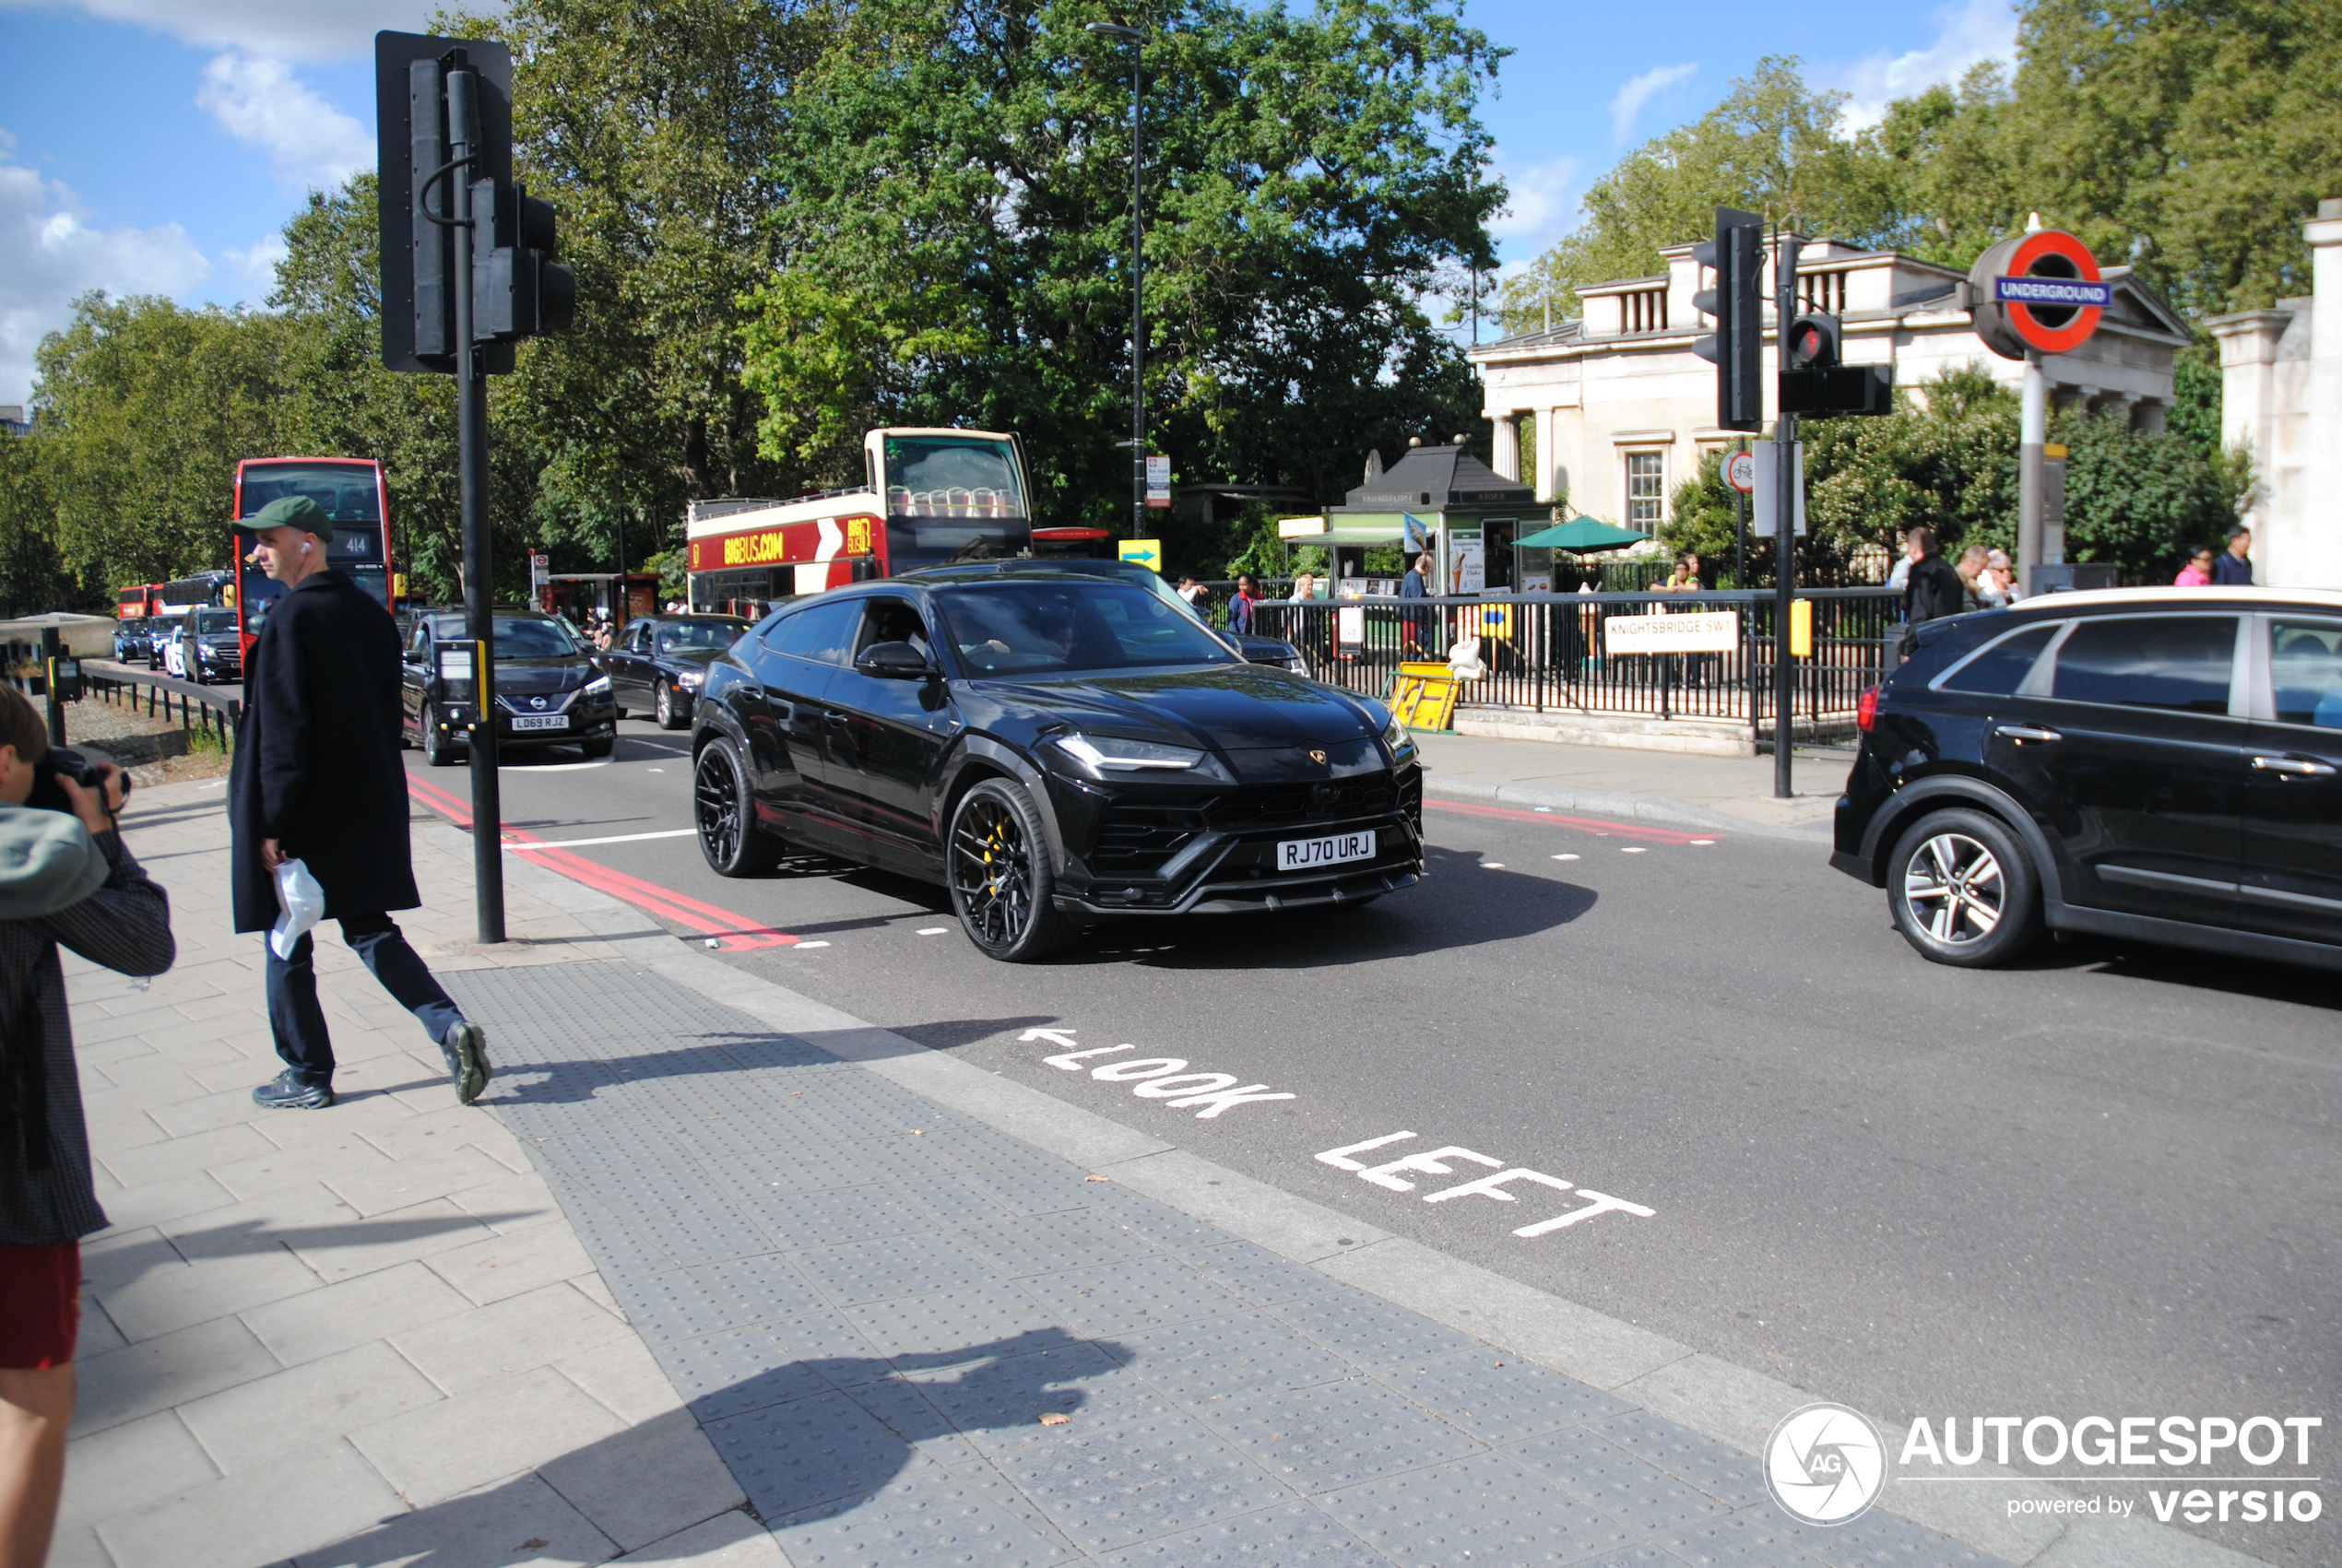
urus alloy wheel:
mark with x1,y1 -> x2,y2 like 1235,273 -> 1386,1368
947,779 -> 1070,961
694,738 -> 779,876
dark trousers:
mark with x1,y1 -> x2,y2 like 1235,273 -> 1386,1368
266,914 -> 463,1087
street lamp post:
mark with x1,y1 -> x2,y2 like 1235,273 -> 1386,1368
1087,20 -> 1145,539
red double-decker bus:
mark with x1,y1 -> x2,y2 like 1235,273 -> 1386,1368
231,458 -> 395,659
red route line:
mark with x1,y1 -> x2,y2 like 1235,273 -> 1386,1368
405,772 -> 798,951
1424,796 -> 1718,845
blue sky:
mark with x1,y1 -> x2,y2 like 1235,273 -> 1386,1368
0,0 -> 2019,403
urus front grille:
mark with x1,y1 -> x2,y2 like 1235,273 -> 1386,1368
1209,778 -> 1396,829
1093,804 -> 1208,878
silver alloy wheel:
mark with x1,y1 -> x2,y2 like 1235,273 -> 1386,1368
656,682 -> 673,726
1901,831 -> 2005,947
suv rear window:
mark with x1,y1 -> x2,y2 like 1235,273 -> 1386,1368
2050,616 -> 2235,715
2271,619 -> 2342,728
1941,624 -> 2057,695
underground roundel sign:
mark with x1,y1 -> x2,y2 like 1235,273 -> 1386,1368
1967,229 -> 2108,360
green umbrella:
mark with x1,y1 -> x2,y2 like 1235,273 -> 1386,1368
1514,515 -> 1651,551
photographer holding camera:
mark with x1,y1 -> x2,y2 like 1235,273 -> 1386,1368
0,686 -> 172,1567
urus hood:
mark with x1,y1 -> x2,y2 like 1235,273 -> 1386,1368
986,666 -> 1374,750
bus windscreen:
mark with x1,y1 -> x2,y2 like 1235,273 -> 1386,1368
238,463 -> 382,523
880,435 -> 1029,564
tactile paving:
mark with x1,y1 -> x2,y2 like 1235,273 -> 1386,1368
1791,1506 -> 2002,1568
1378,1350 -> 1632,1446
1655,1508 -> 1832,1567
1094,1501 -> 1388,1566
1269,1293 -> 1484,1368
1507,1430 -> 1733,1537
1591,1412 -> 1770,1510
986,1409 -> 1295,1553
737,1183 -> 937,1252
1192,1376 -> 1485,1494
1189,1243 -> 1354,1310
1017,1256 -> 1244,1337
793,1231 -> 1002,1306
704,1387 -> 923,1520
961,1209 -> 1172,1280
656,1325 -> 839,1421
1316,1450 -> 1641,1566
768,1450 -> 1084,1567
893,1337 -> 1131,1448
846,1279 -> 1064,1361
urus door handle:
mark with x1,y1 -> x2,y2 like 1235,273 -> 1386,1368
2252,754 -> 2337,777
1993,724 -> 2063,745
822,710 -> 849,727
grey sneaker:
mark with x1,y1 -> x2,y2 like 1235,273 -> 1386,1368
253,1070 -> 334,1110
444,1020 -> 491,1106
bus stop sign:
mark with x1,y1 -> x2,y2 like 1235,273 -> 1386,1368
1969,229 -> 2107,359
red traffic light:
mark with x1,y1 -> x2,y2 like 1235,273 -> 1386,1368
1784,312 -> 1839,372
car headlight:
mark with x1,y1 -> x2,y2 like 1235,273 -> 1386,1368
584,674 -> 612,698
1284,655 -> 1310,677
676,670 -> 704,689
1046,730 -> 1227,780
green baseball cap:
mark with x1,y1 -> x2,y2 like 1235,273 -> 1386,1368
244,495 -> 328,535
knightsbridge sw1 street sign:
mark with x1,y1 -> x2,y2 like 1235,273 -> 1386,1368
1968,229 -> 2109,359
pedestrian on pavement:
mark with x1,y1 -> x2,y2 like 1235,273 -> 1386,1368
2174,546 -> 2216,586
2212,526 -> 2253,585
1981,548 -> 2022,605
1229,575 -> 1259,635
1399,552 -> 1435,652
231,495 -> 491,1112
0,685 -> 172,1568
1899,527 -> 1967,658
1954,546 -> 1990,611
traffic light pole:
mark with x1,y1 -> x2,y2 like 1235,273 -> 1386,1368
447,65 -> 506,944
1772,232 -> 1802,801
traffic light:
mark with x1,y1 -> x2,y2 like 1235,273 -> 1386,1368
1783,312 -> 1839,371
1691,206 -> 1764,432
1779,310 -> 1892,417
377,33 -> 513,373
470,179 -> 577,341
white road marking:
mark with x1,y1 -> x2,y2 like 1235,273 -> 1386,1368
506,829 -> 696,850
916,926 -> 950,936
1313,1130 -> 1654,1239
1690,838 -> 1715,845
1552,854 -> 1580,862
1484,863 -> 1505,869
1030,1031 -> 1294,1118
795,940 -> 831,949
1621,846 -> 1648,855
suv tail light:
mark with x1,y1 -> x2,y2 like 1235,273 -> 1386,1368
1857,684 -> 1880,733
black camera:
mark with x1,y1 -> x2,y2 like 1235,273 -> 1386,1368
27,746 -> 132,817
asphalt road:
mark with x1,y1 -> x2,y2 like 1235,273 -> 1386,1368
405,717 -> 2341,1563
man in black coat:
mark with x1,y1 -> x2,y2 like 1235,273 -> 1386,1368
230,495 -> 490,1110
1899,527 -> 1968,643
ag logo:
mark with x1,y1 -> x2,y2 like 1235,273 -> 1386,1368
1766,1403 -> 1886,1526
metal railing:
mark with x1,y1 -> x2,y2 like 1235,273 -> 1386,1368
84,669 -> 242,751
1238,589 -> 1901,738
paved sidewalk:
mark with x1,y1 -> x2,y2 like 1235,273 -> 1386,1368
55,782 -> 764,1568
56,777 -> 2258,1567
1413,732 -> 1846,837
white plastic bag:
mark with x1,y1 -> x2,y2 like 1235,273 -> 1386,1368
269,857 -> 325,960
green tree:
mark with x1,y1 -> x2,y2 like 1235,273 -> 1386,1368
0,434 -> 72,616
742,0 -> 1506,532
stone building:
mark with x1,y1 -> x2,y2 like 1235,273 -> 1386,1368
2208,199 -> 2342,588
1467,235 -> 2191,535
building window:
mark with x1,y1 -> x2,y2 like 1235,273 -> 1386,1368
1621,287 -> 1668,334
1626,452 -> 1665,531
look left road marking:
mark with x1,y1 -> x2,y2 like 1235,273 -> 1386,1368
1316,1130 -> 1655,1239
1021,1028 -> 1295,1120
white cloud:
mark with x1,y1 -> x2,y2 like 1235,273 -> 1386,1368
0,151 -> 212,405
222,233 -> 289,297
1608,63 -> 1697,145
195,51 -> 374,193
1825,0 -> 2018,131
0,0 -> 456,65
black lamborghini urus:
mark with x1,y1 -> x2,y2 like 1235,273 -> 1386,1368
689,568 -> 1425,961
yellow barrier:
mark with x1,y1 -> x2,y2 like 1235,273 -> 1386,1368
1389,661 -> 1461,732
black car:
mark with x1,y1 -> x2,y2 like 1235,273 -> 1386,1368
1832,586 -> 2342,972
400,609 -> 620,765
113,618 -> 148,662
176,606 -> 243,684
601,614 -> 751,729
689,569 -> 1425,961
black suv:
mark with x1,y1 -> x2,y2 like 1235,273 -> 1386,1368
1833,587 -> 2342,972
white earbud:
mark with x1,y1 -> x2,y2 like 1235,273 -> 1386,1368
299,541 -> 312,554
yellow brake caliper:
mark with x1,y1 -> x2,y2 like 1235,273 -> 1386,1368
984,819 -> 1010,898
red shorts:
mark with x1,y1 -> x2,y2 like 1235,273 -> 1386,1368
0,1242 -> 81,1369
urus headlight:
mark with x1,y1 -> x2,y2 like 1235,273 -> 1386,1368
1047,730 -> 1229,782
